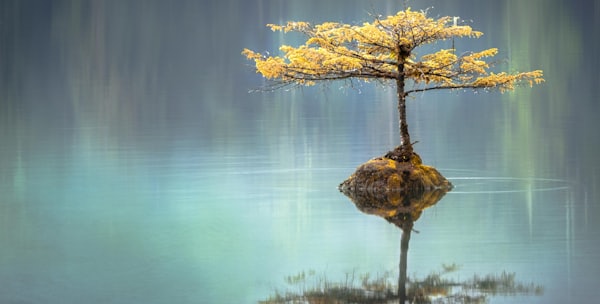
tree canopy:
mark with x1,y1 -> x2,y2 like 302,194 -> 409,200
243,8 -> 544,160
243,8 -> 544,93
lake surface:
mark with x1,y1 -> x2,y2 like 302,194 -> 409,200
1,0 -> 599,303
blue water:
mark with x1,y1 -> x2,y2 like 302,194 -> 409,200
1,0 -> 599,303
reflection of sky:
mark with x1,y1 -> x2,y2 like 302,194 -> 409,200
1,0 -> 599,303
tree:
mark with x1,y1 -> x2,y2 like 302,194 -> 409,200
243,8 -> 544,161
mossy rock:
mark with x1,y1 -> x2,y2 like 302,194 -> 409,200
339,152 -> 452,194
339,151 -> 452,228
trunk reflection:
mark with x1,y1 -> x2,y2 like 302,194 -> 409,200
341,183 -> 449,302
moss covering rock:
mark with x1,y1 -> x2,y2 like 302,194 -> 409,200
339,148 -> 452,194
339,147 -> 452,228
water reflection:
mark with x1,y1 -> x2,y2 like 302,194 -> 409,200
1,0 -> 598,302
342,184 -> 449,303
263,185 -> 544,303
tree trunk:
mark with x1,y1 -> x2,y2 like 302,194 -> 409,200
396,77 -> 411,151
385,50 -> 414,162
395,58 -> 413,160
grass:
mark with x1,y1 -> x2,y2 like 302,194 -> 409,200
260,265 -> 543,304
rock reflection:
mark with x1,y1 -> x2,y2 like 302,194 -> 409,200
341,180 -> 450,303
262,185 -> 543,303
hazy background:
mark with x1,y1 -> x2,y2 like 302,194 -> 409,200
1,0 -> 599,303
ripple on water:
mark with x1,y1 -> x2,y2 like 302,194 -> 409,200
436,168 -> 571,194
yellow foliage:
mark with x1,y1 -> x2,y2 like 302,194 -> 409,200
472,70 -> 544,93
241,48 -> 261,60
243,8 -> 544,92
267,21 -> 310,33
255,57 -> 286,79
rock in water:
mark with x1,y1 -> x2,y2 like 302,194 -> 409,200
338,151 -> 452,228
339,152 -> 452,195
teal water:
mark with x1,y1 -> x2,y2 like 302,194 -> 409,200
1,0 -> 599,303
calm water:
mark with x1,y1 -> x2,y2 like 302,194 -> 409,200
1,0 -> 599,303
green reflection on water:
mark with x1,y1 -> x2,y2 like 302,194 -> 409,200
0,1 -> 597,303
498,0 -> 581,178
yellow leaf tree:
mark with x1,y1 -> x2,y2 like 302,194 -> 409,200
243,8 -> 544,161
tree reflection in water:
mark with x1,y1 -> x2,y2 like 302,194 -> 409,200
262,184 -> 543,303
